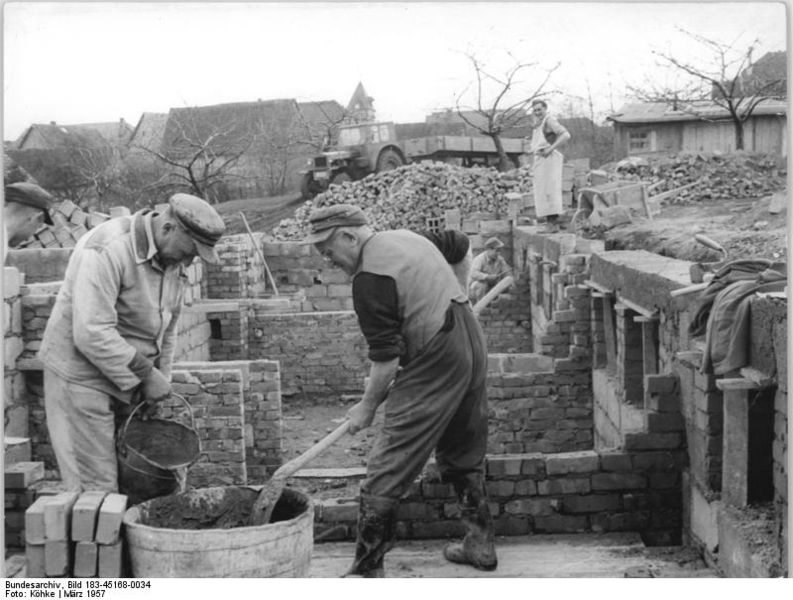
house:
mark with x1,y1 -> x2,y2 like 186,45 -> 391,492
127,112 -> 169,155
345,82 -> 376,124
157,97 -> 345,198
607,98 -> 787,159
14,119 -> 133,151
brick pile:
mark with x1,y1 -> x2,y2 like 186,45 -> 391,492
611,152 -> 785,205
16,200 -> 114,249
273,162 -> 534,240
23,490 -> 128,577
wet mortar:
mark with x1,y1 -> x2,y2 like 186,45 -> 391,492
139,486 -> 307,530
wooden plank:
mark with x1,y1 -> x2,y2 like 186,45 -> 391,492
715,378 -> 761,391
616,295 -> 657,319
602,297 -> 617,376
641,321 -> 658,376
583,279 -> 613,295
722,388 -> 750,507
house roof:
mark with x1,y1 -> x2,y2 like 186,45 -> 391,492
128,112 -> 169,152
14,120 -> 132,150
347,82 -> 374,113
161,99 -> 299,155
608,98 -> 787,124
296,100 -> 345,126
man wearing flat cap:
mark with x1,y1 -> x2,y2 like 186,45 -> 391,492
305,204 -> 497,577
38,193 -> 225,492
468,237 -> 512,303
3,182 -> 55,261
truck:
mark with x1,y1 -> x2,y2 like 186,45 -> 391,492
299,121 -> 531,199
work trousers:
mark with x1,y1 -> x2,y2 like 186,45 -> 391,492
362,301 -> 489,500
44,368 -> 128,492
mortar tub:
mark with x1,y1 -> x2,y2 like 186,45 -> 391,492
122,486 -> 313,577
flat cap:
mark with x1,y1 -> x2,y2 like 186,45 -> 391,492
4,182 -> 55,224
485,236 -> 505,249
302,203 -> 368,244
169,193 -> 225,264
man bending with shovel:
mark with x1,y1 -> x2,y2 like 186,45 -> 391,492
304,204 -> 497,577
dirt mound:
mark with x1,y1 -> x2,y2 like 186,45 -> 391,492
272,161 -> 532,240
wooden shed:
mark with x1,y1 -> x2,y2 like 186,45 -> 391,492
608,99 -> 787,159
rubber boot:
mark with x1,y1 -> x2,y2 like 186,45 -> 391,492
344,494 -> 398,578
443,473 -> 498,571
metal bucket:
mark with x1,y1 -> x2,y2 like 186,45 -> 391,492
117,394 -> 200,505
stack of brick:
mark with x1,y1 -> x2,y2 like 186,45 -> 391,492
487,354 -> 593,454
314,450 -> 684,546
205,233 -> 271,300
174,359 -> 283,482
168,368 -> 247,486
4,461 -> 45,550
25,491 -> 128,577
19,283 -> 58,361
17,200 -> 113,249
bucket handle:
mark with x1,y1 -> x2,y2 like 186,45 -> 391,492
119,392 -> 195,448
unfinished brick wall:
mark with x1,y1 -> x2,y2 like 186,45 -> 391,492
204,233 -> 270,300
314,450 -> 683,545
5,249 -> 73,284
174,359 -> 283,482
168,368 -> 247,487
4,267 -> 26,438
487,354 -> 593,454
475,270 -> 532,353
248,310 -> 368,400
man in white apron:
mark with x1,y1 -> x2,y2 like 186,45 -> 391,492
529,100 -> 571,233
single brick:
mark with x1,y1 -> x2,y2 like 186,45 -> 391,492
95,493 -> 128,544
71,491 -> 108,541
44,491 -> 80,541
591,473 -> 647,491
25,495 -> 52,544
45,540 -> 71,576
545,451 -> 599,475
73,541 -> 98,577
599,452 -> 633,472
4,461 -> 45,489
538,477 -> 591,495
97,540 -> 123,577
25,543 -> 46,577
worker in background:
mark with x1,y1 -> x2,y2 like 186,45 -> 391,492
468,236 -> 512,304
420,229 -> 472,296
38,193 -> 225,491
304,204 -> 497,577
529,99 -> 571,233
3,182 -> 55,262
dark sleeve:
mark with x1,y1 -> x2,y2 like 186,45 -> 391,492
352,272 -> 405,362
419,230 -> 470,264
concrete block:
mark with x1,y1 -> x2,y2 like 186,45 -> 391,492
95,493 -> 128,544
24,495 -> 51,544
45,540 -> 71,576
4,436 -> 32,464
97,540 -> 124,577
71,490 -> 108,541
73,541 -> 98,577
25,543 -> 46,577
3,266 -> 21,298
44,491 -> 80,541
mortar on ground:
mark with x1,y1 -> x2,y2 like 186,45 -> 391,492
123,486 -> 313,577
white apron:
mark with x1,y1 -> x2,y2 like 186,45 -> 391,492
531,117 -> 564,218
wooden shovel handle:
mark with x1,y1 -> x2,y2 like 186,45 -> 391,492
270,419 -> 350,481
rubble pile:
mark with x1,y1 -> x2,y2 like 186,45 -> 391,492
273,161 -> 532,240
610,152 -> 785,204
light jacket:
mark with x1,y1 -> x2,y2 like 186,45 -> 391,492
38,210 -> 186,403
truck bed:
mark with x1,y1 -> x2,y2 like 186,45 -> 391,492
402,135 -> 530,158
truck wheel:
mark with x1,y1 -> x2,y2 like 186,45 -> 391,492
300,172 -> 323,200
376,148 -> 405,173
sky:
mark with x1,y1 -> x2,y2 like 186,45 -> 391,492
2,1 -> 788,141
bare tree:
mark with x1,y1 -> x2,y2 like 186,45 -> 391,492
455,51 -> 559,171
139,115 -> 254,203
629,29 -> 785,150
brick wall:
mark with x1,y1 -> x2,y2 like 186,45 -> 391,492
487,354 -> 592,454
174,359 -> 283,482
314,450 -> 683,545
5,249 -> 73,284
476,270 -> 532,353
248,310 -> 368,400
4,267 -> 26,437
205,233 -> 270,300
